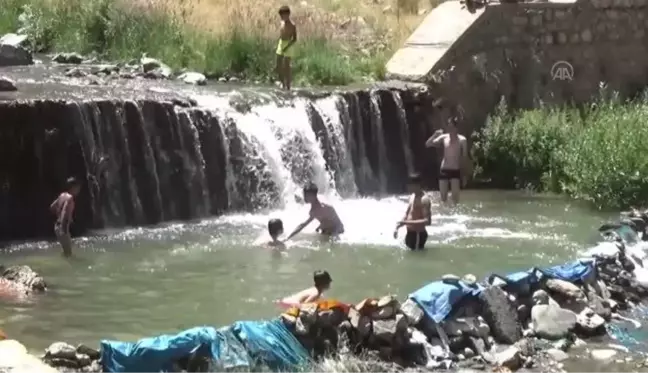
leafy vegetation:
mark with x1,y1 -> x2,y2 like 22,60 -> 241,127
472,91 -> 648,210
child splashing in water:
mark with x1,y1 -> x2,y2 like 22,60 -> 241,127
266,218 -> 286,250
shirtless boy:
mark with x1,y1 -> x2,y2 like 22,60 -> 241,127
276,5 -> 297,91
49,177 -> 81,257
285,183 -> 344,241
280,270 -> 332,306
394,174 -> 432,250
424,119 -> 471,205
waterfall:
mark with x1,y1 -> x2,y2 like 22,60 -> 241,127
0,88 -> 432,240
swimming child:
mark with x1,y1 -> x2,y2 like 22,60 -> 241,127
394,173 -> 431,250
49,177 -> 81,257
267,218 -> 286,250
278,270 -> 332,307
285,183 -> 344,241
276,5 -> 297,90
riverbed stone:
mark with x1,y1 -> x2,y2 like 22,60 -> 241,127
575,307 -> 606,336
52,52 -> 84,64
530,304 -> 577,340
44,342 -> 77,360
495,346 -> 522,370
178,72 -> 207,86
479,286 -> 522,344
0,340 -> 57,373
590,348 -> 617,361
401,298 -> 425,324
546,348 -> 569,362
0,76 -> 17,92
0,33 -> 33,66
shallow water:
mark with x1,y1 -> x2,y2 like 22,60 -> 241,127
0,190 -> 612,351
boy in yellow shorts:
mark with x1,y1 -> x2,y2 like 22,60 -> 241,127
276,5 -> 297,90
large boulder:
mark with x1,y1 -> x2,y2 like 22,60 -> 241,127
1,265 -> 47,292
0,76 -> 17,92
530,303 -> 577,340
479,287 -> 522,344
178,72 -> 207,86
0,339 -> 58,373
0,33 -> 33,66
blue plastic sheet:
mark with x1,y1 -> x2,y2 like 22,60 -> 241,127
409,280 -> 484,323
100,319 -> 310,373
487,259 -> 596,289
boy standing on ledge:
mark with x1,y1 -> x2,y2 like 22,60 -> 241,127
276,5 -> 297,91
49,177 -> 81,257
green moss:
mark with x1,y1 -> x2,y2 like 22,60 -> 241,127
472,91 -> 648,210
0,0 -> 386,85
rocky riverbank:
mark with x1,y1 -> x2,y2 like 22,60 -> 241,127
2,211 -> 648,372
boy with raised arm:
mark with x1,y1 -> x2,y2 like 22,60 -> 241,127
425,118 -> 470,205
394,174 -> 432,250
284,183 -> 344,241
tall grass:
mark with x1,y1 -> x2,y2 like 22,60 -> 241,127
472,92 -> 648,210
0,0 -> 402,85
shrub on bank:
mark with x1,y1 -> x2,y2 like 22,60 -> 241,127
472,93 -> 648,210
0,0 -> 387,85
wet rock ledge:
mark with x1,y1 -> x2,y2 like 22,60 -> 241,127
3,211 -> 648,372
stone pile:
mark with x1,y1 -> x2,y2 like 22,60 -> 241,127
41,342 -> 102,373
277,211 -> 648,372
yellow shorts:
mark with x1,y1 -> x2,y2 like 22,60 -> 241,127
276,39 -> 296,58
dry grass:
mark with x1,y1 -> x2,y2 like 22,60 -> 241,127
166,0 -> 435,51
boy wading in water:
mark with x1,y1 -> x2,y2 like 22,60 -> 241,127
425,118 -> 471,205
266,218 -> 286,250
276,5 -> 297,91
285,183 -> 344,241
49,177 -> 81,257
394,174 -> 432,250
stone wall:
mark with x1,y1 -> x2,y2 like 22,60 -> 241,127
387,0 -> 648,135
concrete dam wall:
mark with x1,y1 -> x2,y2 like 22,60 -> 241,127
386,0 -> 648,133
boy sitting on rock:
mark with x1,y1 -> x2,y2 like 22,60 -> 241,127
278,270 -> 332,307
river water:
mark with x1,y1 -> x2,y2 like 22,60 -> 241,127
0,190 -> 611,351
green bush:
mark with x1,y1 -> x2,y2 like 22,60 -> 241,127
0,0 -> 385,85
473,92 -> 648,210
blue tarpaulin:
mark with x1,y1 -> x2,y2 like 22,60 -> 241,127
409,260 -> 596,324
409,280 -> 484,323
100,319 -> 310,372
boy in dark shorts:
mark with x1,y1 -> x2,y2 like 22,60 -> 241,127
394,174 -> 432,250
49,177 -> 81,257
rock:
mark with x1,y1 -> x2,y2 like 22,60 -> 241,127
76,353 -> 92,367
545,279 -> 588,311
178,72 -> 207,86
44,342 -> 77,360
495,346 -> 522,370
530,304 -> 577,340
479,286 -> 522,344
52,52 -> 83,64
76,344 -> 99,360
575,307 -> 606,336
349,308 -> 372,338
141,57 -> 172,79
0,33 -> 33,66
0,340 -> 57,373
141,57 -> 162,72
0,76 -> 17,92
590,349 -> 617,361
442,274 -> 461,283
463,274 -> 477,285
65,67 -> 87,78
546,348 -> 569,362
463,347 -> 476,358
94,64 -> 119,75
443,317 -> 482,337
401,298 -> 424,324
2,265 -> 46,292
587,291 -> 611,320
373,319 -> 398,342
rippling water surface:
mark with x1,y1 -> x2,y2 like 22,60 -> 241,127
0,190 -> 611,350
